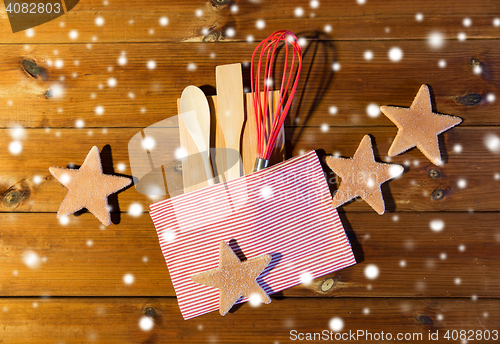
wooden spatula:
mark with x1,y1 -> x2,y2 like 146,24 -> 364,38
216,63 -> 245,182
180,85 -> 215,186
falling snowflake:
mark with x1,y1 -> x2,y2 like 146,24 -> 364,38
324,24 -> 332,33
248,293 -> 263,307
26,28 -> 34,37
332,62 -> 341,71
147,60 -> 156,70
463,18 -> 472,27
226,27 -> 236,38
457,179 -> 467,189
123,273 -> 135,285
415,13 -> 423,21
95,106 -> 105,115
75,119 -> 85,128
399,260 -> 406,267
440,252 -> 447,260
438,59 -> 446,68
299,272 -> 313,285
256,19 -> 266,29
86,240 -> 93,247
366,103 -> 380,118
294,7 -> 304,17
108,77 -> 117,87
494,18 -> 500,27
9,141 -> 22,155
159,16 -> 169,26
260,186 -> 273,199
458,244 -> 466,252
428,32 -> 444,48
458,32 -> 467,41
484,134 -> 500,153
320,123 -> 329,132
329,106 -> 338,115
454,277 -> 461,285
329,317 -> 344,332
139,316 -> 154,331
388,47 -> 403,62
246,35 -> 254,42
364,264 -> 379,279
187,63 -> 197,71
364,50 -> 373,60
486,93 -> 495,102
69,30 -> 78,39
429,219 -> 444,232
128,203 -> 143,217
33,175 -> 43,185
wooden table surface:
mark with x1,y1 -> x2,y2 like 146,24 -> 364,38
0,0 -> 499,343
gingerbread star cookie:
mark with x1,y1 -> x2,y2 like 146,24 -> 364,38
191,240 -> 272,316
325,135 -> 403,215
49,146 -> 131,226
380,84 -> 462,165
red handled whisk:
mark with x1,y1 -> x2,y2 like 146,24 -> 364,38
251,30 -> 303,171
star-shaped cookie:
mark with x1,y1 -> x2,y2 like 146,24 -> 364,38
325,135 -> 403,215
380,84 -> 462,165
49,146 -> 131,226
191,240 -> 272,316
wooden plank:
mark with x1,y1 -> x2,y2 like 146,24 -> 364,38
0,41 -> 498,128
0,127 -> 497,212
0,212 -> 498,297
0,297 -> 498,343
0,0 -> 499,43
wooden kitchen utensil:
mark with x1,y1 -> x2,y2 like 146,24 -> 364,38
180,85 -> 215,187
215,63 -> 245,182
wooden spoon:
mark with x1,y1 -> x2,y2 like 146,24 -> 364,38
216,63 -> 245,182
180,85 -> 215,186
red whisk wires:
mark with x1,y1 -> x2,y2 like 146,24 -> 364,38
251,30 -> 303,162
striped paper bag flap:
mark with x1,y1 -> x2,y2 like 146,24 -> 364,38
149,150 -> 356,319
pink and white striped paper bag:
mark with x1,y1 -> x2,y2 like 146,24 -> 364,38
149,150 -> 356,319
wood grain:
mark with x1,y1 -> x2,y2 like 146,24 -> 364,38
0,0 -> 499,43
0,127 -> 497,213
0,297 -> 497,343
0,41 -> 497,128
0,212 -> 498,298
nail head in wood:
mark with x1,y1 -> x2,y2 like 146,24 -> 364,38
431,189 -> 445,201
428,168 -> 440,179
320,278 -> 334,292
145,307 -> 156,317
22,59 -> 39,77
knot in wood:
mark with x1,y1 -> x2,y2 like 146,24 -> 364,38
456,93 -> 481,106
1,184 -> 30,209
431,189 -> 445,201
428,168 -> 440,179
22,59 -> 39,77
174,161 -> 182,173
418,315 -> 434,326
203,29 -> 222,42
211,0 -> 231,8
145,307 -> 156,317
320,278 -> 335,292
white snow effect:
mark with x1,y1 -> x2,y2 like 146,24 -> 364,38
364,50 -> 373,60
298,37 -> 307,47
437,314 -> 444,321
116,162 -> 126,172
226,27 -> 236,38
87,240 -> 93,247
332,62 -> 341,71
9,141 -> 22,155
95,106 -> 105,115
454,277 -> 461,285
329,317 -> 344,332
195,9 -> 203,17
440,252 -> 447,260
495,173 -> 500,181
324,24 -> 332,33
197,324 -> 203,331
366,178 -> 375,188
139,316 -> 154,331
230,4 -> 238,13
142,136 -> 156,151
484,134 -> 500,153
118,54 -> 127,66
428,32 -> 444,48
458,32 -> 467,41
260,186 -> 273,199
494,18 -> 500,27
187,63 -> 197,71
310,0 -> 319,8
248,293 -> 263,307
75,119 -> 85,128
210,52 -> 216,59
128,92 -> 135,99
108,77 -> 117,87
457,179 -> 467,189
256,19 -> 266,30
159,16 -> 169,26
389,165 -> 403,178
363,308 -> 370,315
487,93 -> 495,102
246,35 -> 255,42
438,59 -> 447,68
148,29 -> 155,35
356,0 -> 366,4
364,264 -> 379,279
160,230 -> 176,243
329,106 -> 338,115
33,175 -> 43,185
458,244 -> 466,252
388,47 -> 403,62
141,107 -> 147,113
147,60 -> 156,70
392,215 -> 399,222
473,65 -> 482,74
60,22 -> 65,27
300,272 -> 313,285
385,27 -> 391,33
471,294 -> 478,301
294,7 -> 304,17
26,29 -> 34,37
128,203 -> 143,217
174,147 -> 188,159
69,30 -> 78,40
399,260 -> 406,267
453,143 -> 462,153
415,13 -> 423,22
320,123 -> 329,132
60,173 -> 72,184
142,256 -> 148,263
50,84 -> 64,98
123,273 -> 135,285
430,219 -> 444,232
9,126 -> 25,140
95,16 -> 105,26
463,18 -> 472,27
23,251 -> 41,269
366,103 -> 380,118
